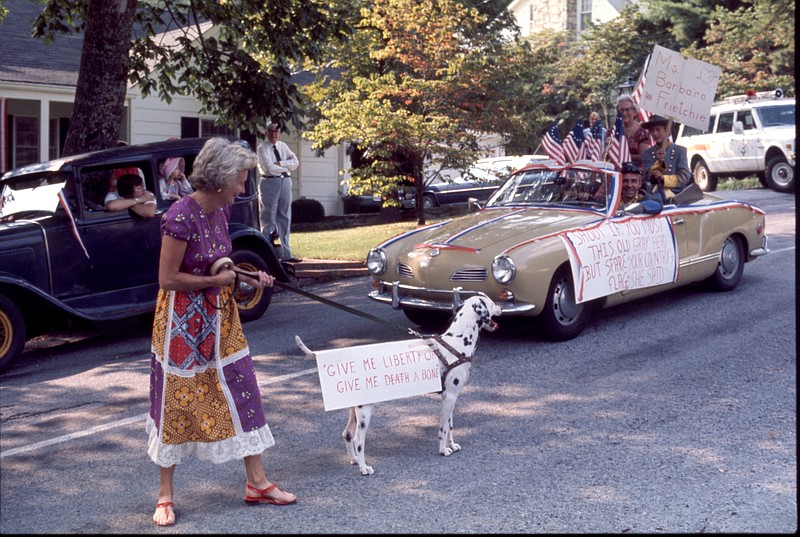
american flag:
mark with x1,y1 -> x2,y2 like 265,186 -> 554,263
632,53 -> 652,124
57,189 -> 90,259
585,119 -> 603,161
563,121 -> 585,163
605,113 -> 630,170
542,121 -> 566,165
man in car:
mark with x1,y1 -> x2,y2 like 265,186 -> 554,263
620,161 -> 663,214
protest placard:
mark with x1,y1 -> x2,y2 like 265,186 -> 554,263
562,216 -> 679,303
314,339 -> 443,411
639,45 -> 721,131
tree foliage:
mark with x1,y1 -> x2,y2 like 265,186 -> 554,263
31,0 -> 354,155
683,0 -> 795,97
302,0 -> 542,224
638,0 -> 745,50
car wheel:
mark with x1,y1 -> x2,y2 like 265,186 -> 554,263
229,249 -> 273,323
402,308 -> 452,329
422,194 -> 436,210
765,156 -> 795,193
0,295 -> 26,373
693,160 -> 717,192
706,235 -> 744,291
539,264 -> 592,341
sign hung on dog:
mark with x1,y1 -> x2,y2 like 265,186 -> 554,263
315,339 -> 443,411
562,216 -> 679,303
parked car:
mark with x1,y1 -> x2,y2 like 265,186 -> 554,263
366,159 -> 769,340
422,155 -> 545,209
0,138 -> 290,372
676,89 -> 795,193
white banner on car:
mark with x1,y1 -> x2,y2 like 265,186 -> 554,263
639,45 -> 721,131
562,216 -> 679,304
314,339 -> 442,411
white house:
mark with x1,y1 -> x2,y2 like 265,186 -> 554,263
508,0 -> 633,38
0,0 -> 350,215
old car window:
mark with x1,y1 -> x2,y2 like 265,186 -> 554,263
79,162 -> 151,215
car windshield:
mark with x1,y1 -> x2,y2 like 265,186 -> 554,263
0,172 -> 69,218
757,104 -> 795,126
485,166 -> 611,211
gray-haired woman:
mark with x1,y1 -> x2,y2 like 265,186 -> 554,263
147,137 -> 296,527
614,94 -> 652,165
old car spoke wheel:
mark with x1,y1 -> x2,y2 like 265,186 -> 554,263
0,295 -> 26,373
229,250 -> 273,323
540,265 -> 591,341
706,235 -> 744,291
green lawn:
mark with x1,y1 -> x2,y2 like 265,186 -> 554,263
292,178 -> 765,261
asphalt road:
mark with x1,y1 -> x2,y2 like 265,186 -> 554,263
0,188 -> 795,533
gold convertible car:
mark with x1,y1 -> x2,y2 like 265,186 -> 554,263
366,159 -> 769,340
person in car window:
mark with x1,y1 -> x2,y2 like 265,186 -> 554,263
147,137 -> 296,527
158,156 -> 193,201
104,173 -> 157,217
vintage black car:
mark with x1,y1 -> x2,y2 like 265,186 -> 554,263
0,138 -> 290,372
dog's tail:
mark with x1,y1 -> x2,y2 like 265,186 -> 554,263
294,335 -> 317,360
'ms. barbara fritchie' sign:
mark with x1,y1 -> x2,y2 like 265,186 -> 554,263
640,45 -> 721,131
314,339 -> 443,411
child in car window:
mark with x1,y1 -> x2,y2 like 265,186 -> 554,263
159,157 -> 193,201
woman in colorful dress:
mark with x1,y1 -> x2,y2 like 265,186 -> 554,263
614,94 -> 652,166
147,137 -> 296,527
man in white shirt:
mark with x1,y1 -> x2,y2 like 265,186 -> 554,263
257,123 -> 300,262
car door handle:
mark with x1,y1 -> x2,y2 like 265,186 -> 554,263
673,218 -> 685,225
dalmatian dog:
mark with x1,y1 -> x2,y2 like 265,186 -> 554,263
295,295 -> 501,475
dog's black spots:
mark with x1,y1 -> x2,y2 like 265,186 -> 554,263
357,445 -> 362,453
462,336 -> 473,347
344,431 -> 352,441
452,377 -> 460,386
359,421 -> 366,429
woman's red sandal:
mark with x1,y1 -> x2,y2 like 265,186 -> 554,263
244,483 -> 297,506
153,501 -> 175,526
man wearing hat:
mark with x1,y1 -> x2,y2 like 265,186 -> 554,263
257,123 -> 300,262
619,161 -> 662,213
641,115 -> 692,201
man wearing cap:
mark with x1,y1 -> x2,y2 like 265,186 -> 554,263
257,123 -> 300,262
619,161 -> 663,213
641,115 -> 692,201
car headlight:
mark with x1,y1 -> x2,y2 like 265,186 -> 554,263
492,255 -> 516,284
366,248 -> 387,275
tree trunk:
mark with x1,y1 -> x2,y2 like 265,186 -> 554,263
62,0 -> 138,156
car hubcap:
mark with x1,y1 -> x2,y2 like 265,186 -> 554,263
234,262 -> 263,308
719,238 -> 740,279
553,276 -> 582,324
772,163 -> 793,187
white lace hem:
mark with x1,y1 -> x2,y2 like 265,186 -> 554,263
146,415 -> 275,468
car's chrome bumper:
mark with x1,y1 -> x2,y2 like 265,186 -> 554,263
368,281 -> 536,315
750,234 -> 770,257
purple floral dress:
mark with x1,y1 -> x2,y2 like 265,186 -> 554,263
146,195 -> 274,467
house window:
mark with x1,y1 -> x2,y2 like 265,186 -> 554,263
14,116 -> 38,167
529,4 -> 535,33
579,0 -> 592,32
48,118 -> 60,160
200,119 -> 235,137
